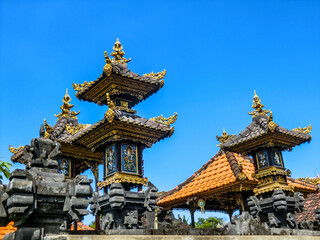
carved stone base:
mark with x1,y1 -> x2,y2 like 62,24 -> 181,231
91,183 -> 159,230
247,190 -> 304,228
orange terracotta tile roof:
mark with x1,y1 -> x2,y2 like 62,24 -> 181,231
0,222 -> 16,240
158,151 -> 317,209
158,151 -> 257,208
70,222 -> 94,231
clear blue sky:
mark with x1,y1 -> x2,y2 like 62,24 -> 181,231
1,0 -> 319,225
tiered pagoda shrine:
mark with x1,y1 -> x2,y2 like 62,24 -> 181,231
222,91 -> 313,228
9,89 -> 102,180
158,91 -> 316,228
71,38 -> 177,230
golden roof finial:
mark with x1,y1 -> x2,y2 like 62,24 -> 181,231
248,90 -> 271,118
109,38 -> 131,65
54,89 -> 80,120
150,112 -> 178,126
216,128 -> 235,146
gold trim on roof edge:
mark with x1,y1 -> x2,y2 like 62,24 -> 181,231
150,112 -> 177,126
292,124 -> 312,134
9,145 -> 24,154
97,172 -> 148,189
143,69 -> 166,80
65,123 -> 91,135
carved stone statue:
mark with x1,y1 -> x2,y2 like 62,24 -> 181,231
0,125 -> 92,240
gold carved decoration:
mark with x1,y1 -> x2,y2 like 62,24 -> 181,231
72,81 -> 94,92
237,159 -> 247,181
108,38 -> 131,65
103,51 -> 113,76
297,177 -> 320,186
143,69 -> 166,80
44,119 -> 54,138
65,123 -> 91,135
292,124 -> 312,134
216,128 -> 235,147
115,106 -> 137,114
9,145 -> 24,154
254,182 -> 293,196
98,172 -> 148,189
150,112 -> 177,126
44,119 -> 53,133
248,90 -> 271,117
54,89 -> 80,120
105,93 -> 116,123
268,111 -> 277,132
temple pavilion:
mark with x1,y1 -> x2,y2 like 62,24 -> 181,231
158,91 -> 316,227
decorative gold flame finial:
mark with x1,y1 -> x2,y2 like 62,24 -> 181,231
105,93 -> 116,123
248,90 -> 271,117
143,69 -> 166,80
54,89 -> 80,120
292,124 -> 312,134
44,119 -> 54,138
150,112 -> 178,126
216,128 -> 236,146
9,145 -> 24,154
108,38 -> 131,65
267,111 -> 277,132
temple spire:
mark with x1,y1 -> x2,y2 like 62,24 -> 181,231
54,89 -> 80,120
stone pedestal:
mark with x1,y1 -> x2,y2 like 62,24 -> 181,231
91,183 -> 159,230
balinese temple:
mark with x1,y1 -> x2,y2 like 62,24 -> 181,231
9,89 -> 102,180
8,38 -> 177,230
158,91 -> 316,227
71,38 -> 176,191
70,38 -> 177,229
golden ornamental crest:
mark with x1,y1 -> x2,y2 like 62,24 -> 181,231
150,112 -> 177,126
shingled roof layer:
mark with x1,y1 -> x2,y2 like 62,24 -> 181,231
72,110 -> 172,141
222,115 -> 311,150
158,152 -> 256,207
158,152 -> 317,208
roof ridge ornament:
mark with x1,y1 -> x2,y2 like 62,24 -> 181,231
248,90 -> 271,118
54,89 -> 80,120
292,124 -> 312,134
108,38 -> 131,65
9,145 -> 24,154
105,93 -> 116,123
66,123 -> 91,135
268,111 -> 277,132
143,69 -> 166,80
150,112 -> 177,126
216,128 -> 236,147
